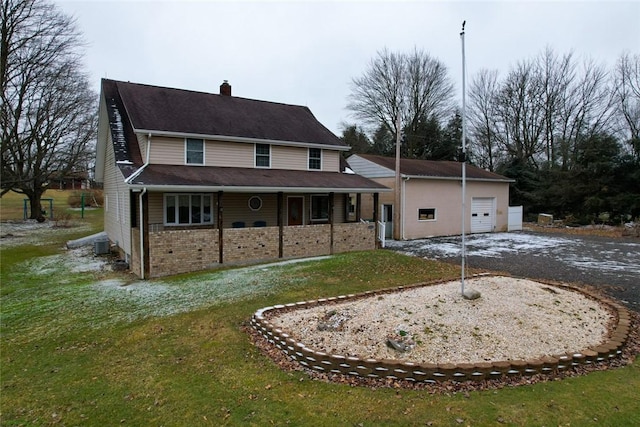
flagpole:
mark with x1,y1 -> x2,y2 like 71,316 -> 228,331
460,20 -> 467,296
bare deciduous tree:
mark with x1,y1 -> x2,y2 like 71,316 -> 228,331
468,68 -> 500,171
467,48 -> 617,172
347,48 -> 454,143
1,0 -> 96,219
613,52 -> 640,160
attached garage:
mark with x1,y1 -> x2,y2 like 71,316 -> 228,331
347,154 -> 514,240
471,197 -> 495,233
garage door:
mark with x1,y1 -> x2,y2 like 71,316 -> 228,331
471,197 -> 495,233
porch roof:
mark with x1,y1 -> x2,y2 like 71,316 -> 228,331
127,164 -> 391,193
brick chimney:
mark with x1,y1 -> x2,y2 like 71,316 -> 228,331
220,80 -> 231,96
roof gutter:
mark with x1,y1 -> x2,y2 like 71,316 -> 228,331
134,129 -> 351,151
377,174 -> 514,183
126,184 -> 392,193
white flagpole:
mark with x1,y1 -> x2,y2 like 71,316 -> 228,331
460,20 -> 467,296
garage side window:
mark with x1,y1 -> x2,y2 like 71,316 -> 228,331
418,208 -> 436,221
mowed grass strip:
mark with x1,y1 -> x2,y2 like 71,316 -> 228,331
1,205 -> 638,426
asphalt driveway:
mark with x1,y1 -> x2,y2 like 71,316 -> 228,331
386,231 -> 640,312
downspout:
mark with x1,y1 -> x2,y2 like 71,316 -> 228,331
139,187 -> 147,279
132,134 -> 152,279
402,176 -> 410,240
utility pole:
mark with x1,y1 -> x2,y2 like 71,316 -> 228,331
393,109 -> 402,240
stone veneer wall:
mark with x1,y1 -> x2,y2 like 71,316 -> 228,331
282,225 -> 332,258
251,279 -> 631,383
333,222 -> 376,253
144,223 -> 377,277
148,228 -> 219,277
224,227 -> 280,263
131,228 -> 141,277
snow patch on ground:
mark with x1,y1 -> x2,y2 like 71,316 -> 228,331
387,232 -> 571,259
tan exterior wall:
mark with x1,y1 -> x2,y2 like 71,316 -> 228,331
222,193 -> 278,228
223,227 -> 280,263
271,145 -> 307,170
147,228 -> 220,277
207,140 -> 253,168
322,151 -> 340,172
146,136 -> 341,171
102,131 -> 132,259
149,136 -> 183,164
361,176 -> 509,239
401,179 -> 509,239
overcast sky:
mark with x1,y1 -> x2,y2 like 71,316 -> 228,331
55,0 -> 639,135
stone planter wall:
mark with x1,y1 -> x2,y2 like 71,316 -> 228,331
251,279 -> 631,383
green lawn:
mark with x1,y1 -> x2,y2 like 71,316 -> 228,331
0,207 -> 638,426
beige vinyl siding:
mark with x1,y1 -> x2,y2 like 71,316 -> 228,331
322,150 -> 340,172
103,131 -> 132,256
333,193 -> 346,223
136,133 -> 148,162
207,140 -> 253,167
148,136 -> 344,171
222,193 -> 278,228
149,136 -> 183,164
271,145 -> 307,170
148,192 -> 164,225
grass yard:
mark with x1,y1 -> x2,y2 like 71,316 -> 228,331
0,197 -> 638,426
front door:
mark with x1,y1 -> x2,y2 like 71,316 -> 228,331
287,197 -> 304,226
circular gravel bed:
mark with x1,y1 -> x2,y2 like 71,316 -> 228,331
266,276 -> 614,365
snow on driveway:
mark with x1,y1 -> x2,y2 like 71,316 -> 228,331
386,231 -> 640,310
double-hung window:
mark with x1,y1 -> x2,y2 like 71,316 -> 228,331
186,138 -> 204,164
308,148 -> 321,170
165,194 -> 213,226
255,144 -> 270,168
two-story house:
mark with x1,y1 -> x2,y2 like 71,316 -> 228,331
95,79 -> 389,278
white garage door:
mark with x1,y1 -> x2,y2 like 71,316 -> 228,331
471,197 -> 495,233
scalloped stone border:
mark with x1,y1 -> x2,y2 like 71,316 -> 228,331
250,276 -> 631,383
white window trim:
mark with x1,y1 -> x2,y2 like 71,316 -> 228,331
185,138 -> 205,165
418,207 -> 437,222
164,193 -> 214,226
308,148 -> 322,170
255,143 -> 271,168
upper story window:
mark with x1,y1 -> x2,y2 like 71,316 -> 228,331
255,144 -> 270,168
308,148 -> 321,170
186,138 -> 204,164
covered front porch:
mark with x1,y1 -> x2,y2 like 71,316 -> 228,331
130,190 -> 382,278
